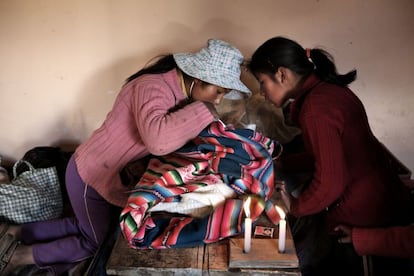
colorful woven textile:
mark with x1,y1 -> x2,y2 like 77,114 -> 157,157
120,121 -> 280,249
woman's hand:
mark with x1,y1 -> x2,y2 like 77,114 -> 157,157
334,225 -> 353,243
275,180 -> 292,211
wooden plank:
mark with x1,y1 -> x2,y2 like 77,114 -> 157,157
228,238 -> 298,269
106,234 -> 203,275
203,240 -> 229,272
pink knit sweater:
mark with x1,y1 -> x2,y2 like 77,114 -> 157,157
74,69 -> 214,207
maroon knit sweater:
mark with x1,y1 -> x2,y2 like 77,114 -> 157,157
353,224 -> 414,258
288,74 -> 410,230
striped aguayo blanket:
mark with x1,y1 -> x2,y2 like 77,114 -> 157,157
120,121 -> 281,249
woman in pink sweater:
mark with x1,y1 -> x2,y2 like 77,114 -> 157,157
1,39 -> 251,275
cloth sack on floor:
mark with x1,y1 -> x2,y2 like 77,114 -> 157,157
0,160 -> 63,224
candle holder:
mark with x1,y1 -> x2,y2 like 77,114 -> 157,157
228,238 -> 298,269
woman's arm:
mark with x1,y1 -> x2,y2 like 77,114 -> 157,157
335,224 -> 414,258
131,80 -> 214,156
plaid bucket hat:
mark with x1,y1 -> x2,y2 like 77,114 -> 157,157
173,39 -> 251,99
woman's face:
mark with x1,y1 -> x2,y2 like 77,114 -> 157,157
255,69 -> 298,108
191,81 -> 231,105
255,73 -> 288,108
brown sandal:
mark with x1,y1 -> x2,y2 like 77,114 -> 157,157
0,233 -> 19,274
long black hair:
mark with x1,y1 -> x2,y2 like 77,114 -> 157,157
125,54 -> 177,83
247,36 -> 356,87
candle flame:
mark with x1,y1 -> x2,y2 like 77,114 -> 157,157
243,197 -> 251,218
275,205 -> 286,220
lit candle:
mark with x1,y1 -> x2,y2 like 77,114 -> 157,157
275,205 -> 286,253
243,197 -> 252,253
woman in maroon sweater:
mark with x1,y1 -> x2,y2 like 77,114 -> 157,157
247,36 -> 411,276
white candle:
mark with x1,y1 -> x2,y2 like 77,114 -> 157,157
244,217 -> 252,253
275,205 -> 286,253
243,197 -> 252,253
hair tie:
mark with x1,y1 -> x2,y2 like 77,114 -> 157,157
305,48 -> 316,69
306,48 -> 311,59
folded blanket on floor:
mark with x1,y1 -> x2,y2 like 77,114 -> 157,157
120,121 -> 281,249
